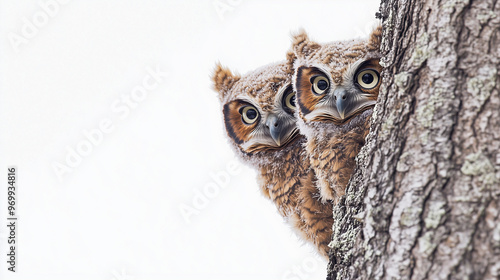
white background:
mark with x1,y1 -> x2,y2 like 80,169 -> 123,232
0,1 -> 379,279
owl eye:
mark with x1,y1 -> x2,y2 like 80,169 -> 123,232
240,106 -> 259,124
356,69 -> 379,89
283,90 -> 296,111
311,75 -> 329,95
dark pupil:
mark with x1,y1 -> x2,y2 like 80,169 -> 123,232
317,80 -> 328,90
289,94 -> 296,106
362,73 -> 374,84
246,109 -> 257,120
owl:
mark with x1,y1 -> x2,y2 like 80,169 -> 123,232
212,59 -> 334,259
290,26 -> 383,203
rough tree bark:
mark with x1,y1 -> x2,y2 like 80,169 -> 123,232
327,0 -> 500,279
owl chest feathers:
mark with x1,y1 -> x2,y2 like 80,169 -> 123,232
305,112 -> 372,202
256,138 -> 310,217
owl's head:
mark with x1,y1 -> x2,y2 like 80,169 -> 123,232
212,60 -> 300,159
290,26 -> 382,129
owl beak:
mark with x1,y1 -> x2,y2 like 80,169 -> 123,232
335,88 -> 350,119
334,88 -> 376,121
266,114 -> 288,146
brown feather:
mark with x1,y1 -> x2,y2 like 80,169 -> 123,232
357,58 -> 383,97
212,63 -> 241,101
295,66 -> 327,116
291,25 -> 382,204
258,137 -> 334,259
367,25 -> 383,52
307,115 -> 371,202
291,29 -> 321,59
214,60 -> 336,259
222,100 -> 257,145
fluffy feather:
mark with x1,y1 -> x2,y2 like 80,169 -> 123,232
211,61 -> 335,258
290,26 -> 382,202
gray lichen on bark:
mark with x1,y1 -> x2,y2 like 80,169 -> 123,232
327,0 -> 500,279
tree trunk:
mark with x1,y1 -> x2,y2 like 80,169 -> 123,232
327,0 -> 500,279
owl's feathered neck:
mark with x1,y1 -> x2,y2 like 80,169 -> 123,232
228,134 -> 308,172
297,108 -> 373,142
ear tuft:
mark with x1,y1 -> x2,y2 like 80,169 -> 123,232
291,29 -> 320,59
285,50 -> 297,72
367,25 -> 383,52
211,62 -> 240,101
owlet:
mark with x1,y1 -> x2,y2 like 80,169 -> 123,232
212,59 -> 334,258
290,26 -> 383,203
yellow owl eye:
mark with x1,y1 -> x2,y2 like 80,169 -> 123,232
284,91 -> 296,111
240,106 -> 259,124
311,75 -> 329,95
356,69 -> 379,89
